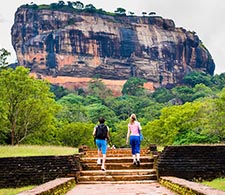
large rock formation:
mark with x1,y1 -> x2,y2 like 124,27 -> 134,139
11,4 -> 215,91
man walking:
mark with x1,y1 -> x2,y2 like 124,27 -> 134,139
93,117 -> 110,171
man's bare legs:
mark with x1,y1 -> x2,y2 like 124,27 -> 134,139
101,154 -> 106,171
97,150 -> 106,170
97,149 -> 102,165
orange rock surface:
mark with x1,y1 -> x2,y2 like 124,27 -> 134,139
30,73 -> 154,96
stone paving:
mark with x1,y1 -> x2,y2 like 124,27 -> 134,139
66,183 -> 177,195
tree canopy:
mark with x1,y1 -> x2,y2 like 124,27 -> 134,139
0,66 -> 59,145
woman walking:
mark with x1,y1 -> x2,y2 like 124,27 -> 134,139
126,113 -> 142,166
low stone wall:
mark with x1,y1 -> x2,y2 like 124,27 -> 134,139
157,145 -> 225,181
0,155 -> 81,188
159,176 -> 225,195
16,177 -> 76,195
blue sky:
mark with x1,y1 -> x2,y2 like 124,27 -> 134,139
0,0 -> 225,74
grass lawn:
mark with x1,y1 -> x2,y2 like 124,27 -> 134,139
202,178 -> 225,191
0,186 -> 35,195
0,145 -> 78,157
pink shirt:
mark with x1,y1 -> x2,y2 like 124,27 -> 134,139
128,121 -> 141,136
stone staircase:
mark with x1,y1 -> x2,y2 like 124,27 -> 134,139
78,148 -> 157,184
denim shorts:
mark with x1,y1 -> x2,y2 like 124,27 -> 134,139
96,139 -> 107,154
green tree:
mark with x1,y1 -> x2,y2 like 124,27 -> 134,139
57,0 -> 65,7
85,103 -> 118,130
152,87 -> 174,103
182,71 -> 212,87
114,7 -> 126,15
67,1 -> 73,8
59,122 -> 95,147
171,86 -> 194,103
57,93 -> 84,105
85,4 -> 96,13
137,99 -> 164,123
200,90 -> 225,142
50,84 -> 70,100
191,83 -> 214,101
122,77 -> 146,96
110,120 -> 128,147
149,12 -> 156,16
144,102 -> 203,146
211,73 -> 225,90
85,4 -> 96,10
73,1 -> 84,9
0,66 -> 59,145
142,12 -> 147,16
57,94 -> 88,122
83,95 -> 102,105
104,96 -> 135,120
87,78 -> 112,99
0,48 -> 11,69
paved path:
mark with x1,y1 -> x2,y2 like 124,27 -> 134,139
66,183 -> 177,195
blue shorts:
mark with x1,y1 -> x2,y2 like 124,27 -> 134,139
96,139 -> 107,154
130,135 -> 140,155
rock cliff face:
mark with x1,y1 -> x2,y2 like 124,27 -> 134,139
11,5 -> 215,91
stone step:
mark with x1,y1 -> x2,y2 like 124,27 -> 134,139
82,148 -> 149,157
78,174 -> 157,182
81,156 -> 153,164
83,148 -> 148,153
83,152 -> 150,158
81,162 -> 154,170
77,180 -> 158,184
78,147 -> 157,184
80,169 -> 156,176
85,149 -> 149,154
83,153 -> 138,157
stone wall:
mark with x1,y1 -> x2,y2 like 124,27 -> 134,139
157,145 -> 225,181
0,155 -> 81,188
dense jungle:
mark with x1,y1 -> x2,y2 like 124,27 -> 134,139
0,48 -> 225,147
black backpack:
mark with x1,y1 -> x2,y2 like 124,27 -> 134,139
95,124 -> 108,140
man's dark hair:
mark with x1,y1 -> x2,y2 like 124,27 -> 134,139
99,117 -> 105,124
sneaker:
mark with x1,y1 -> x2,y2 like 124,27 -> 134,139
101,166 -> 106,171
97,159 -> 101,165
133,160 -> 137,165
137,161 -> 140,167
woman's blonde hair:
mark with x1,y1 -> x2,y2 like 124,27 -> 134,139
129,113 -> 137,124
